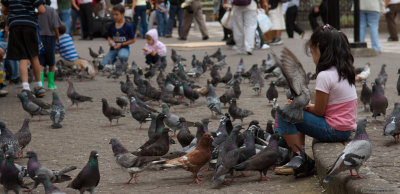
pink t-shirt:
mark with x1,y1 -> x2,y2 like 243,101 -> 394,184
315,66 -> 357,131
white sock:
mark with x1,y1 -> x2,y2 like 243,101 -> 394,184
22,82 -> 30,90
35,81 -> 42,87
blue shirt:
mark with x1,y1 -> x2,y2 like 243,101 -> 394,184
55,34 -> 79,62
1,0 -> 44,28
107,22 -> 134,50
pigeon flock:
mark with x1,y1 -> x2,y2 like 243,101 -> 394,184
1,46 -> 400,193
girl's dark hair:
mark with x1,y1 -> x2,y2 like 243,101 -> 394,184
113,4 -> 125,14
58,24 -> 66,35
306,24 -> 355,85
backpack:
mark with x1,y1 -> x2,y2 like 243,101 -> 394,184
232,0 -> 252,6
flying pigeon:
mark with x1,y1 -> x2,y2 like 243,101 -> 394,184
67,81 -> 93,110
50,92 -> 65,129
68,151 -> 100,194
102,98 -> 125,127
324,118 -> 372,182
15,118 -> 31,158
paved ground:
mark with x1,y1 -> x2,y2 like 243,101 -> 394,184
0,23 -> 399,193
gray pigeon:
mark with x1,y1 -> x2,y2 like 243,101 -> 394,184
324,118 -> 372,182
0,121 -> 20,158
376,64 -> 387,87
116,96 -> 129,110
34,172 -> 66,194
275,47 -> 310,123
21,90 -> 51,109
360,80 -> 372,112
15,118 -> 31,158
161,103 -> 180,135
206,83 -> 222,117
236,58 -> 245,73
370,80 -> 388,120
0,151 -> 29,194
383,103 -> 400,142
50,92 -> 65,129
67,81 -> 93,110
17,93 -> 49,120
228,98 -> 254,123
102,98 -> 125,126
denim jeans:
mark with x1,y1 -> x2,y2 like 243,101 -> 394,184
5,59 -> 20,80
59,9 -> 71,35
132,5 -> 148,38
148,10 -> 157,30
360,10 -> 381,51
70,8 -> 82,38
274,111 -> 351,142
167,4 -> 183,36
101,48 -> 130,65
156,10 -> 168,37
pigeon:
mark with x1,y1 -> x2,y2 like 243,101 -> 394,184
176,117 -> 195,148
266,81 -> 278,103
182,82 -> 199,106
17,93 -> 49,120
0,121 -> 20,157
145,113 -> 167,145
15,118 -> 31,158
26,151 -> 77,191
355,62 -> 371,82
397,68 -> 400,96
109,138 -> 160,184
206,83 -> 222,117
376,64 -> 388,87
370,80 -> 388,120
153,133 -> 213,184
233,134 -> 280,181
68,151 -> 100,194
98,46 -> 104,56
221,67 -> 233,84
102,98 -> 125,126
107,57 -> 124,80
236,58 -> 245,73
34,172 -> 66,194
144,64 -> 157,80
210,65 -> 221,87
50,92 -> 65,129
219,80 -> 241,106
324,118 -> 372,182
89,47 -> 98,59
116,96 -> 129,110
180,119 -> 210,152
129,97 -> 152,129
67,81 -> 93,110
228,98 -> 254,123
214,58 -> 226,69
274,76 -> 288,88
360,80 -> 372,112
161,103 -> 181,134
134,128 -> 170,156
21,90 -> 51,109
210,48 -> 222,59
383,103 -> 400,142
157,70 -> 165,89
0,151 -> 29,194
275,47 -> 310,123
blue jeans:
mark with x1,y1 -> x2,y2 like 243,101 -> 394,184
167,4 -> 183,36
156,10 -> 168,37
70,8 -> 82,38
274,111 -> 351,142
360,10 -> 381,51
59,9 -> 71,35
101,48 -> 130,65
5,59 -> 20,80
132,6 -> 148,38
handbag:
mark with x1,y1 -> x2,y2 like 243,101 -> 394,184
257,9 -> 272,33
221,9 -> 233,30
232,0 -> 251,6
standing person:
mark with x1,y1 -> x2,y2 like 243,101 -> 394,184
101,5 -> 135,66
284,0 -> 304,39
70,0 -> 82,37
385,0 -> 400,41
360,0 -> 384,52
156,0 -> 168,37
267,0 -> 285,45
148,0 -> 157,30
57,0 -> 71,35
78,0 -> 94,40
132,0 -> 148,38
215,0 -> 233,42
38,3 -> 62,90
166,0 -> 183,37
1,0 -> 47,96
179,0 -> 209,41
308,0 -> 327,31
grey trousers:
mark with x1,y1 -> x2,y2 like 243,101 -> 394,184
180,0 -> 208,38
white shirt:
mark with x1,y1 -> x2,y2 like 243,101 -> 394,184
389,0 -> 400,4
78,0 -> 92,4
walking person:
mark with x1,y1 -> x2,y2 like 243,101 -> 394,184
284,0 -> 304,39
309,0 -> 327,31
57,0 -> 72,35
70,0 -> 82,37
360,0 -> 384,52
132,0 -> 148,38
179,0 -> 209,41
77,0 -> 94,40
166,0 -> 183,37
156,0 -> 168,37
267,0 -> 285,45
215,0 -> 233,43
385,0 -> 400,41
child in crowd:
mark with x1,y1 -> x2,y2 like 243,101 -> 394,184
274,24 -> 356,175
0,42 -> 7,97
38,2 -> 62,90
1,0 -> 46,96
142,29 -> 167,65
101,4 -> 135,67
156,0 -> 168,37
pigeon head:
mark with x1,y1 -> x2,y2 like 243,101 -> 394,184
394,102 -> 400,111
0,120 -> 5,129
109,138 -> 128,155
248,120 -> 259,129
354,118 -> 369,140
130,97 -> 137,103
101,98 -> 108,104
25,151 -> 38,159
52,92 -> 62,105
230,98 -> 237,105
232,125 -> 243,134
199,133 -> 213,146
17,93 -> 27,103
267,134 -> 279,149
178,117 -> 186,124
269,81 -> 275,87
89,150 -> 99,159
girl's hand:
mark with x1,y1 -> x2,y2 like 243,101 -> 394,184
151,51 -> 157,56
304,103 -> 315,111
142,47 -> 148,52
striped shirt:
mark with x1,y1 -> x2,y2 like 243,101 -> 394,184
55,34 -> 79,62
1,0 -> 44,28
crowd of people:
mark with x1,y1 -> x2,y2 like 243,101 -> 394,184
0,0 -> 399,96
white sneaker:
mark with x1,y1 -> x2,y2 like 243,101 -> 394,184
261,44 -> 270,49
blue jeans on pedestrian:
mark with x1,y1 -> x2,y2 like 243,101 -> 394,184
167,4 -> 183,36
132,5 -> 148,38
59,9 -> 71,35
5,59 -> 20,80
156,10 -> 168,37
70,8 -> 83,38
274,111 -> 351,142
360,10 -> 381,51
101,48 -> 130,65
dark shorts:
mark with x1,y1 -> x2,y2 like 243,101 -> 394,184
39,36 -> 56,67
7,26 -> 39,60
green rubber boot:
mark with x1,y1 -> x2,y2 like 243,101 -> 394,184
40,72 -> 45,87
47,72 -> 57,90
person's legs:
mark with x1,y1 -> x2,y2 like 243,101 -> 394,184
367,11 -> 382,51
192,0 -> 208,37
148,10 -> 157,30
180,8 -> 194,39
243,9 -> 257,53
156,10 -> 164,37
5,60 -> 20,81
59,9 -> 71,35
145,54 -> 160,65
291,6 -> 303,36
167,5 -> 177,36
319,0 -> 328,25
139,6 -> 148,37
84,4 -> 94,39
132,7 -> 140,37
308,10 -> 319,31
385,4 -> 399,41
232,7 -> 245,53
117,48 -> 130,62
101,50 -> 118,65
70,9 -> 83,38
79,5 -> 88,38
286,6 -> 295,38
176,6 -> 184,36
359,10 -> 367,43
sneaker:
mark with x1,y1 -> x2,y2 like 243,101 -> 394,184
202,35 -> 209,40
269,38 -> 283,46
387,37 -> 399,42
0,89 -> 8,97
32,86 -> 46,98
261,44 -> 270,50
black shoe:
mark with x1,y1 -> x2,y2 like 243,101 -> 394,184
221,37 -> 228,41
388,37 -> 399,42
178,37 -> 187,41
247,52 -> 252,55
87,36 -> 93,40
202,36 -> 209,40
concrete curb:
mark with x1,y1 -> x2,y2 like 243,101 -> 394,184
312,139 -> 400,194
